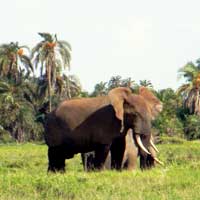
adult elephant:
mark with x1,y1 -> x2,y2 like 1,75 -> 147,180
44,87 -> 162,172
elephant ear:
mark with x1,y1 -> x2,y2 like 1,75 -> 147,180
108,87 -> 132,121
139,86 -> 163,119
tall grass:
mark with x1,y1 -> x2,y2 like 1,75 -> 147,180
0,140 -> 200,200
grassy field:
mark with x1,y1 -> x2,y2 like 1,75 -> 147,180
0,138 -> 200,200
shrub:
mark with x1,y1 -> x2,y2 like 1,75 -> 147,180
153,114 -> 184,137
0,127 -> 14,143
184,115 -> 200,140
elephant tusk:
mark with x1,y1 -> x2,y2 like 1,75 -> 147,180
135,135 -> 151,155
150,139 -> 159,153
153,157 -> 164,166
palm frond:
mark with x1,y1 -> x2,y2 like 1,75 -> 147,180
31,42 -> 45,58
0,81 -> 10,93
19,55 -> 34,72
57,40 -> 72,51
176,83 -> 192,95
178,62 -> 198,82
38,32 -> 54,42
57,47 -> 71,69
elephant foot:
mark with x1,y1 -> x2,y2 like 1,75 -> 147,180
94,144 -> 110,170
48,165 -> 65,173
81,152 -> 95,171
48,146 -> 66,173
110,136 -> 126,170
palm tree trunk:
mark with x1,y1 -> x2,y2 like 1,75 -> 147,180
47,64 -> 52,112
195,89 -> 200,115
67,76 -> 71,99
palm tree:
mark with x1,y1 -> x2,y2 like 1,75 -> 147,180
139,80 -> 153,88
0,42 -> 33,82
107,75 -> 122,90
121,77 -> 135,89
178,60 -> 200,115
91,81 -> 107,97
65,75 -> 82,98
56,74 -> 82,99
31,32 -> 71,111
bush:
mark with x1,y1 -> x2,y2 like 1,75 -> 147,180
184,115 -> 200,140
153,114 -> 184,137
0,127 -> 15,143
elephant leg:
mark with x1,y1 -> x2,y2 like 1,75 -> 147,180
82,151 -> 111,171
81,153 -> 87,171
94,144 -> 110,170
104,151 -> 111,169
123,148 -> 138,170
122,130 -> 138,170
48,146 -> 66,173
81,152 -> 95,171
110,136 -> 126,170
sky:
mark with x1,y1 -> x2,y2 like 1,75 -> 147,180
1,0 -> 200,92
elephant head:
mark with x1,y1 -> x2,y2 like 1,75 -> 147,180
108,87 -> 163,169
128,87 -> 163,168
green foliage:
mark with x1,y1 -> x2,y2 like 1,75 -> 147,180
107,75 -> 136,91
32,32 -> 72,111
184,115 -> 200,140
0,142 -> 200,199
0,36 -> 84,143
0,78 -> 44,142
153,88 -> 184,137
91,76 -> 136,96
0,128 -> 14,143
0,42 -> 33,82
139,79 -> 153,88
154,115 -> 184,137
91,81 -> 107,97
178,59 -> 200,115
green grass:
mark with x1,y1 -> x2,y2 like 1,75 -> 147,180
0,140 -> 200,200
